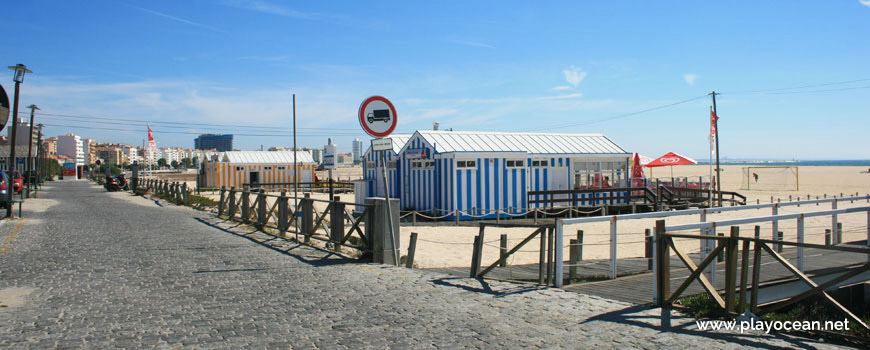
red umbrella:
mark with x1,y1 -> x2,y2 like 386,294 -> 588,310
645,152 -> 698,178
630,153 -> 645,187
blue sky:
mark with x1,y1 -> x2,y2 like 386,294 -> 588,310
1,0 -> 868,159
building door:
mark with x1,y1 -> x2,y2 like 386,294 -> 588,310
249,172 -> 259,187
549,166 -> 569,201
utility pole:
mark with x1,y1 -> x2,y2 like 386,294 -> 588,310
292,93 -> 299,241
25,104 -> 38,198
711,91 -> 722,207
36,124 -> 43,186
7,64 -> 32,217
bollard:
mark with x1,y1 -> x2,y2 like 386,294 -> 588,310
777,231 -> 784,253
227,187 -> 237,218
577,230 -> 584,261
499,234 -> 508,267
837,222 -> 843,244
825,229 -> 831,246
470,235 -> 483,278
277,193 -> 289,234
569,239 -> 579,283
330,196 -> 345,252
241,189 -> 251,222
257,189 -> 267,226
455,209 -> 460,225
181,183 -> 188,204
412,211 -> 417,226
406,232 -> 418,268
218,186 -> 226,216
301,194 -> 313,243
645,228 -> 653,270
496,207 -> 501,224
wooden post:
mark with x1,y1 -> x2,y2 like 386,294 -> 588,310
412,210 -> 417,226
771,203 -> 779,245
610,217 -> 618,279
654,220 -> 670,326
577,230 -> 584,261
825,229 -> 831,246
241,189 -> 250,222
470,235 -> 482,278
455,209 -> 460,225
499,234 -> 508,267
832,199 -> 839,244
406,232 -> 418,268
724,226 -> 739,314
739,235 -> 750,314
547,227 -> 554,285
227,187 -> 237,218
569,239 -> 579,282
837,222 -> 843,245
717,233 -> 725,262
797,215 -> 805,272
181,183 -> 188,204
495,207 -> 501,224
277,193 -> 288,234
645,228 -> 653,270
539,226 -> 547,285
777,231 -> 784,253
302,193 -> 313,243
750,226 -> 762,312
257,189 -> 267,226
330,197 -> 345,252
218,186 -> 226,216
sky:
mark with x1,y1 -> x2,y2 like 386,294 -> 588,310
0,0 -> 868,159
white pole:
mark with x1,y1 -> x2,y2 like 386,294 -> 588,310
831,199 -> 838,244
610,216 -> 618,279
293,94 -> 299,239
381,148 -> 398,266
555,220 -> 564,287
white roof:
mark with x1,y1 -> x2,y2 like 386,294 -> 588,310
220,150 -> 314,164
411,130 -> 628,155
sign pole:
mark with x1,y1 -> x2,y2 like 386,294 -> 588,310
380,147 -> 399,266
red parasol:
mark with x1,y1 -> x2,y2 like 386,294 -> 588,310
645,152 -> 698,167
630,153 -> 645,187
645,152 -> 698,178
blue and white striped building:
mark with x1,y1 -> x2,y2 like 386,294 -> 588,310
358,130 -> 631,219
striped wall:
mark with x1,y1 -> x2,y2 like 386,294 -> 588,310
361,148 -> 400,199
205,162 -> 315,190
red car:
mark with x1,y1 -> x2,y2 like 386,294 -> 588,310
8,170 -> 22,193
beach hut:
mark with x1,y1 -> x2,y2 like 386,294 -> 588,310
356,134 -> 412,204
201,150 -> 315,190
387,130 -> 630,219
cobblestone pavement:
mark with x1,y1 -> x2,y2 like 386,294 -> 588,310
0,181 -> 853,349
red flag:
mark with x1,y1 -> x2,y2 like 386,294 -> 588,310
147,125 -> 157,150
709,107 -> 718,152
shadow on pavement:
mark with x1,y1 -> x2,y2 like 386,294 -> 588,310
581,305 -> 833,349
194,217 -> 360,268
432,277 -> 547,298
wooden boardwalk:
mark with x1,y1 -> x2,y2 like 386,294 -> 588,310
426,240 -> 870,305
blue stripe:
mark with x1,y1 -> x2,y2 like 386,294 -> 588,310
456,169 -> 462,211
484,158 -> 490,213
475,158 -> 482,213
466,169 -> 472,212
449,160 -> 454,211
503,159 -> 508,210
521,167 -> 526,210
511,169 -> 517,212
493,159 -> 499,211
534,168 -> 540,208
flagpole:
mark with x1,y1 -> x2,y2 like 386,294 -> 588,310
711,91 -> 721,207
709,107 -> 714,208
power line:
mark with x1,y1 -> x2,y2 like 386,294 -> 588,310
722,78 -> 870,95
534,94 -> 709,131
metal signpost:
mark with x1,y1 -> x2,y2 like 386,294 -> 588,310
359,96 -> 399,266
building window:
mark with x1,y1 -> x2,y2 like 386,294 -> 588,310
531,160 -> 548,168
278,166 -> 286,170
457,160 -> 476,169
236,166 -> 243,171
264,166 -> 272,170
366,161 -> 376,168
506,160 -> 524,168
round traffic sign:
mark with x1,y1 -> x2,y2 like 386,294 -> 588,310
358,96 -> 397,138
0,83 -> 9,133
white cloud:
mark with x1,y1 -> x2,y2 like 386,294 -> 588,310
127,5 -> 223,32
683,74 -> 698,86
451,40 -> 496,49
563,66 -> 587,87
539,93 -> 583,100
860,0 -> 870,7
551,86 -> 572,91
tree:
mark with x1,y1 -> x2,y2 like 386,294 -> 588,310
40,158 -> 61,179
180,157 -> 192,168
171,160 -> 179,169
157,158 -> 167,168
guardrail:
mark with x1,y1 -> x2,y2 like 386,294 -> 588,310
552,194 -> 870,283
654,206 -> 870,329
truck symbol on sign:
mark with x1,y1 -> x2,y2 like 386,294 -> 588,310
367,109 -> 391,123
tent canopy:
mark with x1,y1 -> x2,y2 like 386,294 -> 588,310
645,152 -> 697,168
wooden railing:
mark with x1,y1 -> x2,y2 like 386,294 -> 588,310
216,186 -> 373,253
654,206 -> 870,329
469,223 -> 558,286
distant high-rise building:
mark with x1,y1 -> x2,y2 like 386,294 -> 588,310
352,138 -> 362,163
195,134 -> 233,152
56,133 -> 85,166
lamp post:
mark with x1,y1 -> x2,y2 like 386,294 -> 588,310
35,124 -> 43,188
25,104 -> 38,198
7,64 -> 31,217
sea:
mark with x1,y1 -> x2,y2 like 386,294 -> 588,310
696,160 -> 870,167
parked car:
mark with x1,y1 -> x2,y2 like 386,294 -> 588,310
0,171 -> 8,209
9,170 -> 22,193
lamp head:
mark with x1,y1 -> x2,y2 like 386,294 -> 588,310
8,64 -> 33,83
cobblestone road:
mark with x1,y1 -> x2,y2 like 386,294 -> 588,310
0,181 -> 852,348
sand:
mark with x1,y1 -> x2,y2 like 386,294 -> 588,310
164,165 -> 870,269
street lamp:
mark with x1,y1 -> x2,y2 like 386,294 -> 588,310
7,64 -> 32,217
25,104 -> 38,198
36,124 -> 43,188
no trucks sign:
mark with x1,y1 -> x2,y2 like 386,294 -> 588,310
358,96 -> 397,138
